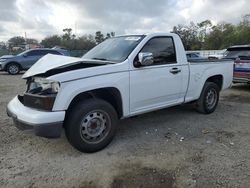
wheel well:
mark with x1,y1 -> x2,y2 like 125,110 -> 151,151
206,75 -> 223,90
5,62 -> 22,71
67,87 -> 123,118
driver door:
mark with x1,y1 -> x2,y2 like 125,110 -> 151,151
129,36 -> 183,114
23,50 -> 45,69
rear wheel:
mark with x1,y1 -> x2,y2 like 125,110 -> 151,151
7,63 -> 20,75
196,82 -> 220,114
65,99 -> 118,153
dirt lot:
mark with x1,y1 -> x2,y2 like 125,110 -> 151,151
0,72 -> 250,188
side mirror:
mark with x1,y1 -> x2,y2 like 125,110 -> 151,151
138,52 -> 154,66
23,53 -> 27,58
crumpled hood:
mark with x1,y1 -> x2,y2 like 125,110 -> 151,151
0,55 -> 15,59
23,54 -> 84,78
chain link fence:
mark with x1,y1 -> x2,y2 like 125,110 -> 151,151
0,49 -> 89,57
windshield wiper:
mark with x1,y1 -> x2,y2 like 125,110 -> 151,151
92,57 -> 108,61
89,57 -> 117,64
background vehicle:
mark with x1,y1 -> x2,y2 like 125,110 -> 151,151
7,33 -> 233,152
186,52 -> 207,61
0,48 -> 70,75
208,49 -> 226,60
224,45 -> 250,60
224,45 -> 250,84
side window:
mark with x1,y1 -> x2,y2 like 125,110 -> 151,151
40,51 -> 49,56
27,50 -> 40,56
140,37 -> 176,65
46,50 -> 61,55
27,50 -> 46,56
239,50 -> 250,57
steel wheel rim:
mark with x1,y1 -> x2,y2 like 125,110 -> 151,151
9,65 -> 19,74
79,110 -> 111,144
205,88 -> 217,110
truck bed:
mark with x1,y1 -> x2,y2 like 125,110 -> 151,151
184,59 -> 234,103
189,59 -> 232,64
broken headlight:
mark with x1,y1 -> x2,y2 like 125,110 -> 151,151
23,77 -> 60,111
27,77 -> 60,95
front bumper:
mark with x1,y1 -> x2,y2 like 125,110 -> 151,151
7,96 -> 65,138
0,61 -> 7,71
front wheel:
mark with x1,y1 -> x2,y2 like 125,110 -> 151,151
65,99 -> 118,153
196,82 -> 220,114
7,63 -> 20,75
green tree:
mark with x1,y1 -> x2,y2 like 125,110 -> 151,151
106,33 -> 111,39
105,32 -> 115,39
204,23 -> 235,49
8,36 -> 25,46
241,14 -> 250,26
95,31 -> 104,44
203,25 -> 224,49
62,28 -> 75,41
234,14 -> 250,45
61,28 -> 76,50
197,20 -> 212,49
172,15 -> 250,50
75,35 -> 96,50
41,35 -> 62,48
172,22 -> 199,50
0,42 -> 7,49
26,38 -> 39,45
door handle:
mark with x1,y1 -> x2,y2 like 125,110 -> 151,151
170,67 -> 181,74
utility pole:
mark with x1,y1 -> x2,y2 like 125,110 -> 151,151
24,32 -> 28,50
74,21 -> 77,37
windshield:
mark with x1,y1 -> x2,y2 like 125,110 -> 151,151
82,35 -> 144,63
17,50 -> 31,56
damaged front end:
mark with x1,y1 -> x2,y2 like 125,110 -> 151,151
19,55 -> 111,111
21,77 -> 60,111
7,54 -> 117,138
7,76 -> 65,138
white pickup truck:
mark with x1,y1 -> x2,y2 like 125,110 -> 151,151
7,33 -> 233,152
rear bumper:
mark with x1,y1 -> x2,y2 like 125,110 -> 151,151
7,96 -> 65,138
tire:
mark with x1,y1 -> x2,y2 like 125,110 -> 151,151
196,82 -> 220,114
65,99 -> 118,153
7,63 -> 20,75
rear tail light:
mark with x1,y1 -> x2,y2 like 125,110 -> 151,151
234,59 -> 250,69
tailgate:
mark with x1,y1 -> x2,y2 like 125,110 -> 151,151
234,59 -> 250,78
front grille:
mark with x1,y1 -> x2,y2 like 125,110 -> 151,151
23,93 -> 56,111
18,95 -> 24,104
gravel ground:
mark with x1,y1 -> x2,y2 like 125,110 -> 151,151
0,72 -> 250,188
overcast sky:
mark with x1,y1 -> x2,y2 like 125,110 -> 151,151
0,0 -> 249,41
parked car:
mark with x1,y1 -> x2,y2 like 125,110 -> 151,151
0,48 -> 70,75
186,52 -> 207,61
208,49 -> 226,59
224,45 -> 250,84
7,33 -> 233,152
